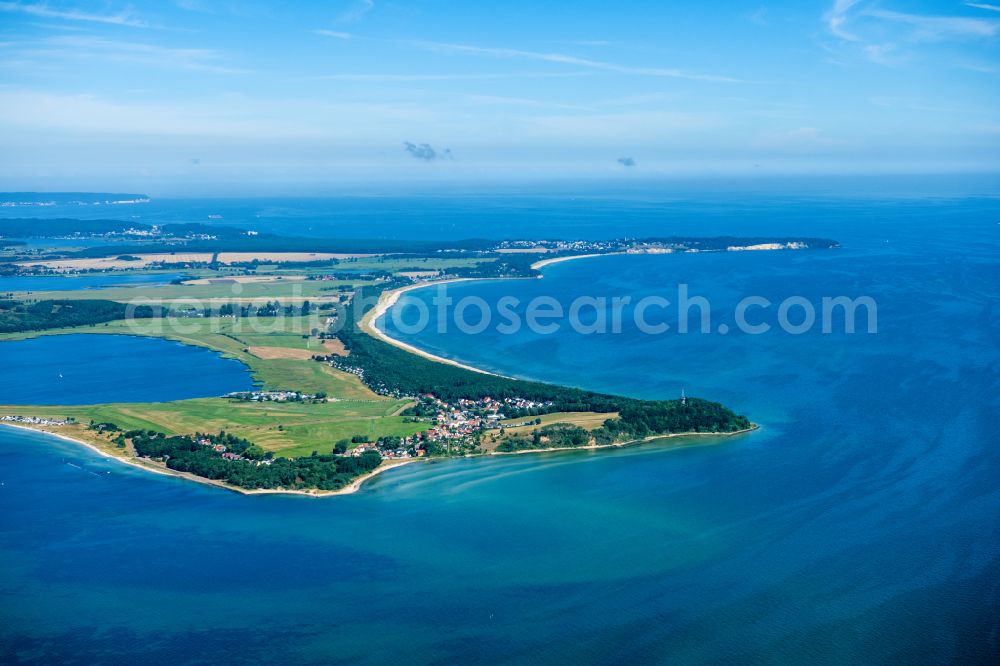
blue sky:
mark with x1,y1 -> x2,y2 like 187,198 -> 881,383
0,0 -> 998,192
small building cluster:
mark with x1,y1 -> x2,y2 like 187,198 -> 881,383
225,390 -> 323,402
195,436 -> 274,465
348,440 -> 425,460
1,414 -> 74,426
396,394 -> 555,455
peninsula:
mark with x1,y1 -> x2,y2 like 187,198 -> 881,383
0,225 -> 838,494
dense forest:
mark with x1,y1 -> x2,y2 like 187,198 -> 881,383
446,253 -> 541,278
494,396 -> 752,452
127,429 -> 382,491
496,424 -> 597,452
0,299 -> 164,333
335,285 -> 751,437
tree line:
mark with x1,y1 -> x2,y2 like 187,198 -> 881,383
0,299 -> 164,333
126,429 -> 382,491
335,284 -> 751,438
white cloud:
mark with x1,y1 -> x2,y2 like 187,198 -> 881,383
825,0 -> 865,41
315,29 -> 352,40
0,1 -> 146,27
338,0 -> 373,24
864,43 -> 901,66
745,7 -> 769,27
408,40 -> 741,83
312,71 -> 591,82
826,1 -> 1000,42
0,88 -> 442,140
13,35 -> 246,74
965,2 -> 1000,12
864,9 -> 1000,39
823,1 -> 999,69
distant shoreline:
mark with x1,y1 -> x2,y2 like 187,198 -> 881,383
529,253 -> 612,270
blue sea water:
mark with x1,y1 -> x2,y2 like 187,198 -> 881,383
0,334 -> 253,404
0,192 -> 998,663
0,272 -> 187,294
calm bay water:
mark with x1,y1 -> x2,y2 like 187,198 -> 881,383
0,334 -> 252,404
0,193 -> 998,663
0,272 -> 186,294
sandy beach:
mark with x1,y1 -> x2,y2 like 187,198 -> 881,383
360,278 -> 508,376
0,422 -> 418,497
529,253 -> 609,270
361,253 -> 608,376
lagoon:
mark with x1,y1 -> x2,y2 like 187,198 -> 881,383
0,334 -> 253,404
0,272 -> 186,294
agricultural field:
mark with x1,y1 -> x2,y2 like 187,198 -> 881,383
1,397 -> 421,458
0,316 -> 373,399
0,304 -> 427,458
10,277 -> 365,304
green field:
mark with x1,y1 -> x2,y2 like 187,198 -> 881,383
0,398 -> 421,458
0,316 -> 378,398
498,411 -> 617,431
0,308 -> 431,457
12,278 -> 365,304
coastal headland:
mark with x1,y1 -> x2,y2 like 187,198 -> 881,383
1,229 -> 836,494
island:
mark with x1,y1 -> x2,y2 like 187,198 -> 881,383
0,223 -> 839,494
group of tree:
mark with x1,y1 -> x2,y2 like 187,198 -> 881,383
496,424 -> 594,452
495,397 -> 751,453
0,299 -> 165,333
124,429 -> 382,491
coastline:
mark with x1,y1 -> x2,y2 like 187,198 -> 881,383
484,424 -> 759,457
0,422 -> 416,497
1,420 -> 757,498
3,250 -> 761,498
360,278 -> 500,376
360,253 -> 607,376
529,253 -> 611,270
358,252 -> 758,459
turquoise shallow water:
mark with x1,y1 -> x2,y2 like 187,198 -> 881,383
1,194 -> 998,663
